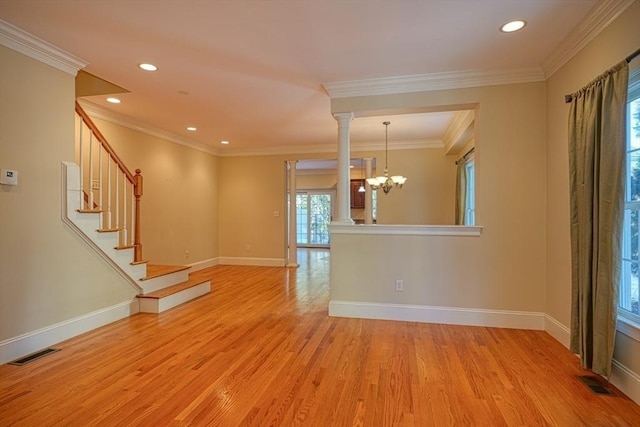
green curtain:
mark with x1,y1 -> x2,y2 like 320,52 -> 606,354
455,160 -> 467,225
568,60 -> 628,378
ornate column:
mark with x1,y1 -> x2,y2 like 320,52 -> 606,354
364,157 -> 373,224
286,160 -> 299,268
333,112 -> 354,225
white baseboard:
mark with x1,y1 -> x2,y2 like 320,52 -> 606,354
543,314 -> 639,404
187,258 -> 219,271
544,314 -> 571,348
611,359 -> 640,404
219,257 -> 285,267
328,300 -> 545,330
330,302 -> 639,403
0,299 -> 139,364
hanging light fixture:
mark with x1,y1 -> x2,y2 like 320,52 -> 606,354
366,121 -> 407,194
358,158 -> 366,192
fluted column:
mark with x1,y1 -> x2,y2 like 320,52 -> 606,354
287,160 -> 299,268
333,112 -> 354,225
364,157 -> 373,224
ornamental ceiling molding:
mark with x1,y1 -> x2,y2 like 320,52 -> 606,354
541,0 -> 637,78
322,66 -> 546,99
217,139 -> 443,158
78,100 -> 220,156
323,0 -> 635,99
80,100 -> 440,158
0,19 -> 87,76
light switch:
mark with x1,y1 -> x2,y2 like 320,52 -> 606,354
0,169 -> 18,186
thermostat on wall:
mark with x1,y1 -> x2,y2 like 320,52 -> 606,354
0,169 -> 18,186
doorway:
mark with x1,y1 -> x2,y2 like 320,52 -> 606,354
296,191 -> 333,248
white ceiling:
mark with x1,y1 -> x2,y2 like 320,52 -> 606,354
0,0 -> 604,154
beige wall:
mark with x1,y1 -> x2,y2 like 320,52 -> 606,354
545,1 -> 640,372
218,155 -> 293,260
296,172 -> 336,190
329,81 -> 547,312
217,146 -> 456,259
90,118 -> 219,266
369,147 -> 455,225
0,46 -> 136,341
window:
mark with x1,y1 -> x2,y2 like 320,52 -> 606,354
465,157 -> 475,226
621,68 -> 640,322
296,191 -> 332,246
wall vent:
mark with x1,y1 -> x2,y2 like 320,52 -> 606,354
8,348 -> 59,366
578,375 -> 615,396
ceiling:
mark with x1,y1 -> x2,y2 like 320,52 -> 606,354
0,0 -> 603,154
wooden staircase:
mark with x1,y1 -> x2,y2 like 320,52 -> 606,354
62,182 -> 211,313
62,102 -> 211,313
137,265 -> 212,313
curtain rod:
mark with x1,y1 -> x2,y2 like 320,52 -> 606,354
455,147 -> 475,165
564,48 -> 640,103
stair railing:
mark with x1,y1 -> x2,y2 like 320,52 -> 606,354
74,101 -> 143,262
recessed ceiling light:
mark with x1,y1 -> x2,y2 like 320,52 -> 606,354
186,126 -> 197,131
221,140 -> 230,145
106,97 -> 121,104
139,63 -> 158,71
500,20 -> 526,33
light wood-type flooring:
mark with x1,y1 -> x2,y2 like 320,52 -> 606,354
1,249 -> 639,426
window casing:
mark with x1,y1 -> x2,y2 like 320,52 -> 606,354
621,67 -> 640,324
464,157 -> 476,226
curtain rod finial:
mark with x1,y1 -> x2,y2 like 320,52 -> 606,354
565,94 -> 573,103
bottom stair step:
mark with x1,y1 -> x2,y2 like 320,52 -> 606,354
137,277 -> 210,313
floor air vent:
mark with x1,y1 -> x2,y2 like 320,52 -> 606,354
8,348 -> 59,366
578,375 -> 615,396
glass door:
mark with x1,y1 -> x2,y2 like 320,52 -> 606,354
296,191 -> 332,247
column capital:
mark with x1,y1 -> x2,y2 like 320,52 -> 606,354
333,112 -> 354,124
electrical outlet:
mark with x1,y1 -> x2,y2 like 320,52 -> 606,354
245,245 -> 251,252
91,180 -> 100,190
395,279 -> 403,292
185,250 -> 190,259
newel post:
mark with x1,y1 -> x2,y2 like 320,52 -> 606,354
134,169 -> 143,262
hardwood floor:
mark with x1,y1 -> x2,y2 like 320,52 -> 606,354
1,248 -> 639,426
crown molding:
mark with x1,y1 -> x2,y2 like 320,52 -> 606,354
217,139 -> 443,157
77,100 -> 219,156
443,110 -> 474,154
322,66 -> 545,99
541,0 -> 636,78
79,100 -> 441,158
0,19 -> 87,76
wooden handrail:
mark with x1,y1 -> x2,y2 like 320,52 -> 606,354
75,101 -> 143,261
75,101 -> 135,184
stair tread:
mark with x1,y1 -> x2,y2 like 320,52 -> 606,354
77,209 -> 103,213
97,228 -> 120,233
137,276 -> 210,299
140,264 -> 191,281
115,245 -> 135,250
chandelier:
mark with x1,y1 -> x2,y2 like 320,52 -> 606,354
366,121 -> 407,194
